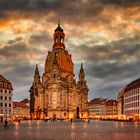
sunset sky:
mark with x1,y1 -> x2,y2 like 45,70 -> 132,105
0,0 -> 140,101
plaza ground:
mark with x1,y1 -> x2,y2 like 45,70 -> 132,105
0,120 -> 140,140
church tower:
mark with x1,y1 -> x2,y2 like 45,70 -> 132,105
34,64 -> 41,85
77,63 -> 89,118
30,21 -> 89,119
30,65 -> 45,119
53,19 -> 65,49
78,63 -> 85,85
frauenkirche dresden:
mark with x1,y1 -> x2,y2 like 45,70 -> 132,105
29,21 -> 89,119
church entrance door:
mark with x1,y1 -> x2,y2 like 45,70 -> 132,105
53,114 -> 56,119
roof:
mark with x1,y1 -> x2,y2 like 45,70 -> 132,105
117,86 -> 126,99
13,102 -> 29,108
90,98 -> 102,105
21,98 -> 30,103
100,98 -> 107,105
125,78 -> 140,92
106,99 -> 117,106
0,74 -> 13,90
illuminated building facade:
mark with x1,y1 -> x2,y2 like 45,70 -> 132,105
0,75 -> 13,121
124,78 -> 140,120
89,98 -> 117,119
29,22 -> 89,119
106,99 -> 118,118
13,101 -> 30,120
89,98 -> 102,118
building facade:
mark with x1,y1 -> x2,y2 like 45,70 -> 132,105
106,99 -> 117,119
29,22 -> 89,119
124,78 -> 140,120
117,87 -> 125,120
13,101 -> 30,120
89,98 -> 117,119
89,98 -> 101,118
0,75 -> 13,121
99,98 -> 107,117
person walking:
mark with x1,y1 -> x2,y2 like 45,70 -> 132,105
5,118 -> 8,128
88,118 -> 90,123
70,118 -> 72,123
18,118 -> 21,123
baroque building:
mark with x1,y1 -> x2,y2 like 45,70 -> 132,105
29,22 -> 89,119
0,75 -> 13,121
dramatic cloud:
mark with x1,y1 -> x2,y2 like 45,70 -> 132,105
0,0 -> 140,101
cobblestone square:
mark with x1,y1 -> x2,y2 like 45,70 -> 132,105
0,120 -> 140,140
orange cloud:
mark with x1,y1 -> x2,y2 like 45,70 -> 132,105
0,19 -> 15,30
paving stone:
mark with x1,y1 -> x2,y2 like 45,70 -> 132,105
0,120 -> 140,140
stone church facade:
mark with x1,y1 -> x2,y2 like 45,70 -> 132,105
29,22 -> 89,119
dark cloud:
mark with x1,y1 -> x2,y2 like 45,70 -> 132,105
0,39 -> 48,62
29,33 -> 52,46
0,41 -> 45,100
0,0 -> 109,25
0,61 -> 36,100
0,39 -> 45,100
68,34 -> 140,99
101,0 -> 140,6
0,0 -> 139,29
0,43 -> 28,57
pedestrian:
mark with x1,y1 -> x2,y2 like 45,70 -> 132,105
18,119 -> 20,123
5,118 -> 8,128
70,118 -> 72,123
88,118 -> 90,123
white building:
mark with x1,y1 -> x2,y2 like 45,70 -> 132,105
124,78 -> 140,120
0,75 -> 13,121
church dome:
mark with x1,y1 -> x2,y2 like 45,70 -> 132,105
44,21 -> 74,78
45,49 -> 74,77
